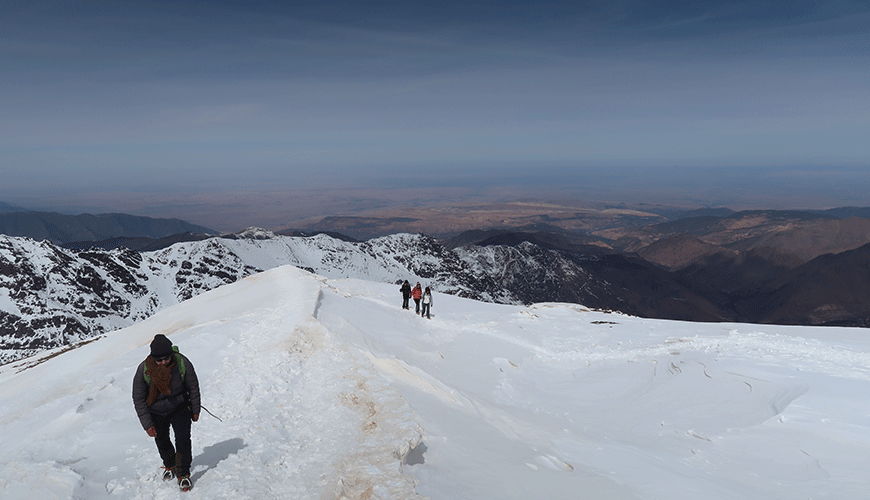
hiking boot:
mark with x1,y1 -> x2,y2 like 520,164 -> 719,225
178,475 -> 192,491
161,467 -> 175,481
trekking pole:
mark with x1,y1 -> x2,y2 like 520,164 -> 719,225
201,404 -> 223,422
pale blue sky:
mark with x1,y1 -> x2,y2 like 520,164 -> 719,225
2,1 -> 869,228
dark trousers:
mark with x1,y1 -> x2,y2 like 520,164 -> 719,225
414,298 -> 421,313
402,296 -> 410,309
153,404 -> 192,476
422,303 -> 431,318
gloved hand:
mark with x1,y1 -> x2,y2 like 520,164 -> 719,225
192,414 -> 199,422
146,426 -> 157,437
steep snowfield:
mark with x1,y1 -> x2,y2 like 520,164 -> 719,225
2,265 -> 870,499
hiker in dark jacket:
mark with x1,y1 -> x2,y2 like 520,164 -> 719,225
132,334 -> 201,489
400,280 -> 412,310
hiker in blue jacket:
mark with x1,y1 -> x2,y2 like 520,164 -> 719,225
132,334 -> 201,490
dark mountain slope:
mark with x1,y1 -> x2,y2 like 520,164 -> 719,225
621,211 -> 870,273
566,252 -> 728,322
456,233 -> 728,322
741,243 -> 870,326
63,232 -> 215,252
817,207 -> 870,219
607,210 -> 843,253
0,212 -> 217,244
637,234 -> 738,271
443,228 -> 612,253
0,202 -> 28,213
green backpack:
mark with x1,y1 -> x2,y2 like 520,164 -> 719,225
143,345 -> 186,385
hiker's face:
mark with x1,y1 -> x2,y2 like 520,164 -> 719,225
155,355 -> 172,365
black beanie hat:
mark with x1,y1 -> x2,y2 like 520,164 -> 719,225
150,334 -> 173,358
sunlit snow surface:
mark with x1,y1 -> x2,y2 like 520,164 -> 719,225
1,266 -> 869,499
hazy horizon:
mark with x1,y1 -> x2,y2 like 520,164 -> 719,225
2,165 -> 869,234
3,1 -> 869,232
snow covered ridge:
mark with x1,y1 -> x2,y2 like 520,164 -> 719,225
3,266 -> 870,499
0,235 -> 258,364
1,230 -> 519,364
0,267 -> 425,499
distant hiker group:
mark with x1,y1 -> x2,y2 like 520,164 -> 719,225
400,280 -> 433,319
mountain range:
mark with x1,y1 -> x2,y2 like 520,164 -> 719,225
0,229 -> 505,364
0,211 -> 216,245
4,212 -> 870,365
4,204 -> 870,365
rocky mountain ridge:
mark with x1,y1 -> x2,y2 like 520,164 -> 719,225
0,230 -> 502,364
5,210 -> 870,364
1,228 -> 732,364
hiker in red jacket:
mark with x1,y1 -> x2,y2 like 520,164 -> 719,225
132,334 -> 201,491
412,282 -> 423,314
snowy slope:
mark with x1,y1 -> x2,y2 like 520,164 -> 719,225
0,231 -> 507,364
0,267 -> 422,499
2,265 -> 870,499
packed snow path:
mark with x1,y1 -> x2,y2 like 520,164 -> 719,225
0,267 -> 422,499
2,265 -> 870,499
